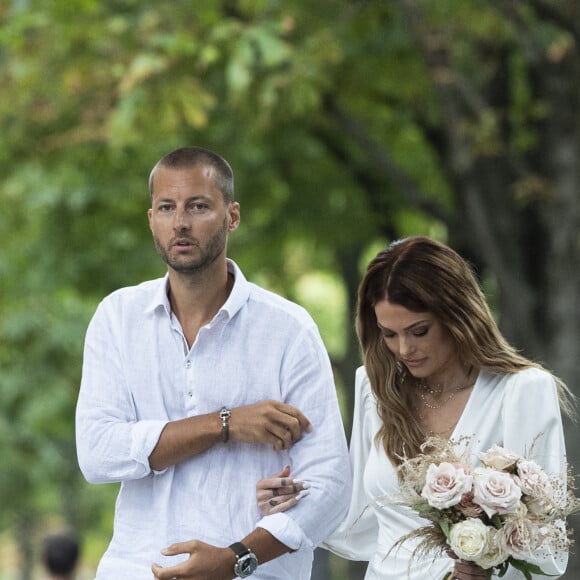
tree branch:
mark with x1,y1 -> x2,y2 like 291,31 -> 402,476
325,101 -> 451,224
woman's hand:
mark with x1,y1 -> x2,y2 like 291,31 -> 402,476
445,553 -> 488,579
256,465 -> 310,515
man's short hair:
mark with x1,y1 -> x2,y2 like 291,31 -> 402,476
149,146 -> 235,203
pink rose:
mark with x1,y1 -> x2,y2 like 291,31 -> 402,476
499,518 -> 545,559
421,462 -> 473,509
516,460 -> 553,496
516,460 -> 555,516
473,467 -> 522,517
458,491 -> 484,518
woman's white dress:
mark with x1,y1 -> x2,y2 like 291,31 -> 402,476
323,366 -> 569,579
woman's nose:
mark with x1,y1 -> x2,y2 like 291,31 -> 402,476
399,335 -> 416,356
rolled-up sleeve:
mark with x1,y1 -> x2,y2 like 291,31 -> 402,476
257,325 -> 352,550
76,299 -> 167,484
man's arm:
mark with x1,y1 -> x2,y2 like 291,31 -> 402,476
151,528 -> 290,580
77,298 -> 312,483
149,401 -> 312,471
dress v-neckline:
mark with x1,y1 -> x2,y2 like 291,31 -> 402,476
449,369 -> 481,439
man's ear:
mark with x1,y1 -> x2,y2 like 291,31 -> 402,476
228,202 -> 241,232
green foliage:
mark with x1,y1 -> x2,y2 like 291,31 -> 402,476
2,0 -> 579,576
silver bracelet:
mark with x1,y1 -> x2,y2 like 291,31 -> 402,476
219,407 -> 231,443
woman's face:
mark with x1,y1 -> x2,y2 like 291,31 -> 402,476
374,299 -> 460,384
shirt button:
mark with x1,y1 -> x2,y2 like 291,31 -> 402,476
185,361 -> 191,369
188,391 -> 193,398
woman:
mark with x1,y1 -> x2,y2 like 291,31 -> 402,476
257,236 -> 574,579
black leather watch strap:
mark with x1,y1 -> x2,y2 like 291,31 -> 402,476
229,541 -> 258,578
229,541 -> 249,557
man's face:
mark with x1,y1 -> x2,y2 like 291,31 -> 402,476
147,165 -> 240,274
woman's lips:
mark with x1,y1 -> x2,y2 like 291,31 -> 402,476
402,358 -> 426,368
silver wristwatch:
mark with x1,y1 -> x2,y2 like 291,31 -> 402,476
229,541 -> 258,578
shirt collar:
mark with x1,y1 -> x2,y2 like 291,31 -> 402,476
144,259 -> 250,321
221,259 -> 250,320
144,275 -> 172,316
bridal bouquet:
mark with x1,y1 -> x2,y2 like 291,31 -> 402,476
386,437 -> 579,580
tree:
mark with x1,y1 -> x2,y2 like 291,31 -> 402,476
1,0 -> 579,577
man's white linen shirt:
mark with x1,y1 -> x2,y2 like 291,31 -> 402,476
76,260 -> 351,579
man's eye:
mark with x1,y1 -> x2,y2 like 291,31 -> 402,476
158,204 -> 173,212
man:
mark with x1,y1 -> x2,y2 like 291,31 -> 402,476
76,146 -> 351,579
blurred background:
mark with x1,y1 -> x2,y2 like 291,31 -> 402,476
1,0 -> 579,578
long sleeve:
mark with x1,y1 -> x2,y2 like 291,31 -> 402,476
500,368 -> 569,578
257,325 -> 352,551
76,297 -> 168,484
321,366 -> 380,561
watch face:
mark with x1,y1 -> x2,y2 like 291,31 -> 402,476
235,552 -> 258,577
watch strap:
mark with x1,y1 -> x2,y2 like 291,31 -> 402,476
229,541 -> 249,558
229,541 -> 258,578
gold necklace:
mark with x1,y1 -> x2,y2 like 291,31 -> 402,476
416,383 -> 472,409
415,366 -> 474,410
413,367 -> 475,437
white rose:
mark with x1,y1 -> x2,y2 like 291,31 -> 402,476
499,518 -> 545,560
474,527 -> 509,569
421,462 -> 473,509
449,518 -> 490,561
473,467 -> 522,517
478,444 -> 521,472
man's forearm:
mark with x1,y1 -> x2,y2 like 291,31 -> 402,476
149,400 -> 313,471
239,527 -> 293,567
149,412 -> 222,471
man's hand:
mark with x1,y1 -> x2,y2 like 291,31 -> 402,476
150,401 -> 311,471
152,540 -> 235,580
230,401 -> 312,451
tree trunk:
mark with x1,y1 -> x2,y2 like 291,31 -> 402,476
15,511 -> 35,580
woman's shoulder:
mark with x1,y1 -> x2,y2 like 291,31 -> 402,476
355,364 -> 369,385
354,365 -> 380,410
355,365 -> 373,397
481,366 -> 554,388
479,367 -> 558,412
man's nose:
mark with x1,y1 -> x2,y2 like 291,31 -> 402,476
173,208 -> 190,230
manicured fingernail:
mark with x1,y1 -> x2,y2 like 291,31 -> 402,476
293,479 -> 310,489
296,490 -> 310,501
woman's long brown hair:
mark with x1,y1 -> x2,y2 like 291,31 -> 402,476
356,236 -> 575,466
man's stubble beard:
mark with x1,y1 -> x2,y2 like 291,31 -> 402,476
153,217 -> 229,274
